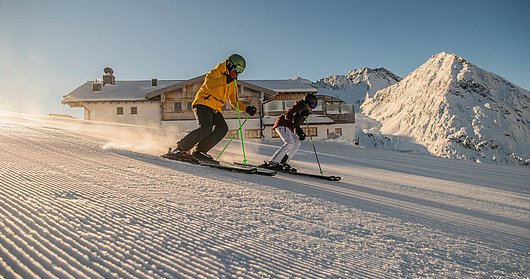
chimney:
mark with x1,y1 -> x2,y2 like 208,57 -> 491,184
102,67 -> 115,86
92,82 -> 102,92
152,78 -> 158,86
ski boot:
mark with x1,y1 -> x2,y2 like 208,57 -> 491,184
191,151 -> 219,164
163,146 -> 197,163
259,161 -> 283,170
281,163 -> 297,173
280,154 -> 297,172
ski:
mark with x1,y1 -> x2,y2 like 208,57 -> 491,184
198,161 -> 258,174
281,170 -> 341,181
234,162 -> 341,181
162,151 -> 258,174
232,162 -> 277,176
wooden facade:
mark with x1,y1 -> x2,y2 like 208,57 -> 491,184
64,74 -> 357,140
161,87 -> 195,120
146,75 -> 276,122
272,92 -> 307,101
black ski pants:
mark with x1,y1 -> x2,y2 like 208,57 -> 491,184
178,105 -> 228,153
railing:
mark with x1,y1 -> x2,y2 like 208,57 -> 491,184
263,100 -> 353,116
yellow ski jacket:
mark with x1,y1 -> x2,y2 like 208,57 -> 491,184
192,62 -> 248,113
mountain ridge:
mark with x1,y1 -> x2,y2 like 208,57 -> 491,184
313,66 -> 401,109
361,52 -> 530,166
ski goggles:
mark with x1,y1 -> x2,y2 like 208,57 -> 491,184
234,64 -> 245,74
309,102 -> 317,109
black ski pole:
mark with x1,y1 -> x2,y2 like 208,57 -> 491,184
305,120 -> 323,175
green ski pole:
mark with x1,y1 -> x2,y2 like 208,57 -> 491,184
216,117 -> 248,160
234,80 -> 248,165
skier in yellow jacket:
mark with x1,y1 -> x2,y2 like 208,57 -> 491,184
170,54 -> 257,163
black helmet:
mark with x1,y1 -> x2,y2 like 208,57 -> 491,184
227,54 -> 246,74
304,94 -> 318,108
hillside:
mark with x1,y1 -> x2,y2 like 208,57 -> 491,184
0,111 -> 528,278
361,52 -> 530,166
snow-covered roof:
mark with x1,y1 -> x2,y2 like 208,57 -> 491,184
62,80 -> 182,104
246,80 -> 318,93
144,75 -> 278,101
63,78 -> 309,104
262,115 -> 334,126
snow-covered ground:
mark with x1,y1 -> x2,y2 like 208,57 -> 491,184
1,111 -> 528,278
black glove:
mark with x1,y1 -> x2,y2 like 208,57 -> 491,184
245,106 -> 257,116
299,109 -> 310,117
295,127 -> 306,141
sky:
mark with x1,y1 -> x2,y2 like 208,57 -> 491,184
1,0 -> 529,117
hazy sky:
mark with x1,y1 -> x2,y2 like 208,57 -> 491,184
1,0 -> 529,117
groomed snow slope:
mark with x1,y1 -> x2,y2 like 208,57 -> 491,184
0,111 -> 528,278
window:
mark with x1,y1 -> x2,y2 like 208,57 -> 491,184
326,103 -> 341,114
131,107 -> 138,115
117,107 -> 124,115
225,130 -> 239,139
187,102 -> 193,111
284,100 -> 295,109
335,128 -> 342,136
272,127 -> 317,138
313,100 -> 324,111
304,127 -> 318,137
245,129 -> 261,139
174,102 -> 182,112
264,101 -> 284,113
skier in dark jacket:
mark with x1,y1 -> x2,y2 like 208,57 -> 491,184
261,94 -> 318,172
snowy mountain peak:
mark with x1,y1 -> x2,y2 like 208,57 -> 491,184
346,67 -> 372,78
290,76 -> 313,85
314,67 -> 401,107
431,51 -> 454,59
345,67 -> 401,84
361,51 -> 530,166
291,75 -> 302,81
